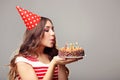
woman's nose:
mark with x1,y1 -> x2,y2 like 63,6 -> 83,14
50,29 -> 55,35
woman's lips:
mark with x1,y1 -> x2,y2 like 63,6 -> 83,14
50,39 -> 55,43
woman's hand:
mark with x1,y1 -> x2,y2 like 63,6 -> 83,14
52,56 -> 83,65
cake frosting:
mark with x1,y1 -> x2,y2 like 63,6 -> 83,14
58,42 -> 85,58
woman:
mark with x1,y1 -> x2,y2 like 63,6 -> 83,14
9,6 -> 83,80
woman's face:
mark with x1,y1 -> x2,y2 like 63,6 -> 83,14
41,20 -> 55,48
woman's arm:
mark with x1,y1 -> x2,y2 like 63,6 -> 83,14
16,62 -> 38,80
42,56 -> 83,80
42,59 -> 56,80
42,56 -> 67,80
58,65 -> 69,80
16,57 -> 70,80
16,58 -> 57,80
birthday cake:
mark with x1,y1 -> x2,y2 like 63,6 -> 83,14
58,42 -> 85,58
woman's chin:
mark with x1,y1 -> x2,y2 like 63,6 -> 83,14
47,44 -> 54,48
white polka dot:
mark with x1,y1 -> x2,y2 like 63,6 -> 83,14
23,16 -> 25,18
30,13 -> 32,15
28,26 -> 31,29
24,11 -> 27,14
30,22 -> 32,24
33,20 -> 36,22
19,9 -> 22,11
28,18 -> 30,20
32,25 -> 34,27
21,13 -> 24,15
26,15 -> 29,17
27,23 -> 29,25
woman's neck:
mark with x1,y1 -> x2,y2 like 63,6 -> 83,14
36,45 -> 45,54
36,46 -> 50,64
38,53 -> 50,64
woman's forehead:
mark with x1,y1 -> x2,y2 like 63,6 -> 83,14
45,21 -> 53,28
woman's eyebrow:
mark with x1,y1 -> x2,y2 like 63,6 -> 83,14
45,26 -> 54,28
45,26 -> 50,28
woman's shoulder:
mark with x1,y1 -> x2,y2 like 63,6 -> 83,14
15,55 -> 49,67
15,55 -> 38,63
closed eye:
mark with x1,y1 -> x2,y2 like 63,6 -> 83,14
44,28 -> 49,32
44,26 -> 54,32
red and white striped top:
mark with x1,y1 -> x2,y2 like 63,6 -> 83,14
15,56 -> 58,80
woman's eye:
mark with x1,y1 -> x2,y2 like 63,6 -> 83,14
44,28 -> 49,32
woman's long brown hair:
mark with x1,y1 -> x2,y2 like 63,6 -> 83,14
8,17 -> 58,80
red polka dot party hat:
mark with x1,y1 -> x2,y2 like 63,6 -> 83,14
16,6 -> 41,30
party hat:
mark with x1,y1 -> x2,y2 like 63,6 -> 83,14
16,6 -> 41,30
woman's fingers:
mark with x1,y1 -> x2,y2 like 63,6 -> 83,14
63,56 -> 83,64
53,56 -> 83,65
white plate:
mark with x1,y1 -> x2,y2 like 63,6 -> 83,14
59,56 -> 82,58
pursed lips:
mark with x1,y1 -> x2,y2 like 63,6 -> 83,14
50,38 -> 55,43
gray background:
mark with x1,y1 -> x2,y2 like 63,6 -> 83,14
0,0 -> 120,80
